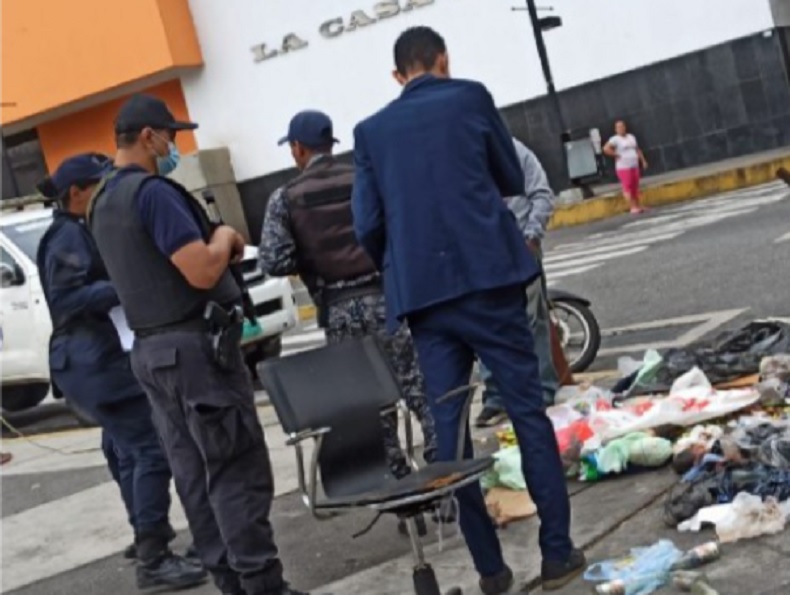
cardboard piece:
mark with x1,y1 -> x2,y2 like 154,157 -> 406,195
715,374 -> 760,390
485,487 -> 537,528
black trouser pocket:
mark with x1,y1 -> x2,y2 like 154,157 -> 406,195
192,403 -> 262,464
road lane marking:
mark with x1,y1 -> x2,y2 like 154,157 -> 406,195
597,309 -> 747,357
544,233 -> 678,263
544,264 -> 602,279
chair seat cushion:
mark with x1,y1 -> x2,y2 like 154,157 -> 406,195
315,457 -> 494,509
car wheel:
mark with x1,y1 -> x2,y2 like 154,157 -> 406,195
1,384 -> 49,412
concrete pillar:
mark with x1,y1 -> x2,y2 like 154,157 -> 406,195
771,0 -> 790,27
168,147 -> 252,242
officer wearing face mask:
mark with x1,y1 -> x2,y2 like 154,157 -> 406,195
35,153 -> 205,591
87,94 -> 305,595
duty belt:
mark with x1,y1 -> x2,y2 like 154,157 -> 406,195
135,316 -> 208,338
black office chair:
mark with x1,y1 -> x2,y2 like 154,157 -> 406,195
258,336 -> 493,595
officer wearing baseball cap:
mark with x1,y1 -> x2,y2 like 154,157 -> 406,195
276,110 -> 339,148
261,110 -> 438,515
87,95 -> 305,595
36,153 -> 206,591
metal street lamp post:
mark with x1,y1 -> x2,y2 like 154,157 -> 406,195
520,1 -> 567,139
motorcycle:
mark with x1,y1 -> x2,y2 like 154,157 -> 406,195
547,289 -> 601,374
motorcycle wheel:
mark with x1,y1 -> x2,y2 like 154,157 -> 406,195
551,299 -> 601,374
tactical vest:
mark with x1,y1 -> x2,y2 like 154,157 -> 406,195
285,157 -> 377,288
87,171 -> 241,332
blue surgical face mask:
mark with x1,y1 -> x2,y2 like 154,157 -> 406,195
153,134 -> 180,176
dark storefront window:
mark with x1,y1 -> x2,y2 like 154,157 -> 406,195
1,129 -> 48,200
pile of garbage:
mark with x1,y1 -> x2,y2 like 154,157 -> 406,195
663,413 -> 790,530
481,321 -> 790,534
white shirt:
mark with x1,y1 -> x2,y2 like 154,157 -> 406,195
607,133 -> 640,170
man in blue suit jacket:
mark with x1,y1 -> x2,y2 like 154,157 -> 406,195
352,27 -> 584,594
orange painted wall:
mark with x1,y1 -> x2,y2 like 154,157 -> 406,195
1,0 -> 202,126
37,80 -> 198,173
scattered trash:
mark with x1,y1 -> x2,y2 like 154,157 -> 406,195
757,354 -> 790,406
481,446 -> 526,491
580,432 -> 673,481
678,492 -> 790,543
672,425 -> 725,475
586,540 -> 722,595
484,486 -> 536,527
624,322 -> 790,395
671,571 -> 720,594
669,542 -> 720,570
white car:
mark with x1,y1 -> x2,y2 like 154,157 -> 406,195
0,207 -> 297,414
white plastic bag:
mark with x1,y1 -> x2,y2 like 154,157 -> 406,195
670,367 -> 713,394
679,493 -> 789,543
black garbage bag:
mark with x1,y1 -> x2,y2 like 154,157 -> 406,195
632,321 -> 790,395
663,463 -> 790,526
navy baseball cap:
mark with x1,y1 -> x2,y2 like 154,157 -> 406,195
115,94 -> 198,134
46,153 -> 111,196
278,110 -> 339,148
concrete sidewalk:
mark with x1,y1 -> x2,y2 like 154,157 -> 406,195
551,148 -> 790,229
316,467 -> 790,595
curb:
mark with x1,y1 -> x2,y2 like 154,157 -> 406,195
548,154 -> 790,229
297,304 -> 317,322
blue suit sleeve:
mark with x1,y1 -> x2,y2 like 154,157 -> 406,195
478,86 -> 523,197
136,179 -> 204,257
44,226 -> 119,317
351,124 -> 385,269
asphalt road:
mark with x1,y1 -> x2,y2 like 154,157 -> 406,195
3,183 -> 790,594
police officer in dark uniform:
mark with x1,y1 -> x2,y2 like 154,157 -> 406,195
36,153 -> 206,591
259,111 -> 437,481
87,95 -> 305,595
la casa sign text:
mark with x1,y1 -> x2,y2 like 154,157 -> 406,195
252,0 -> 436,62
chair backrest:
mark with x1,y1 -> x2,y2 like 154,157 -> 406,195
258,336 -> 403,497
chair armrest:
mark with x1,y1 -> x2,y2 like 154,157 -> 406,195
286,427 -> 335,520
437,383 -> 482,461
285,426 -> 331,447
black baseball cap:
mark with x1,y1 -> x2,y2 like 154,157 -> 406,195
39,153 -> 112,198
277,110 -> 338,149
114,94 -> 198,134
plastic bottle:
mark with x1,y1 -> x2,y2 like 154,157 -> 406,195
594,572 -> 668,595
670,542 -> 720,571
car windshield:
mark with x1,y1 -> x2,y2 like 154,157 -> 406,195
1,215 -> 53,262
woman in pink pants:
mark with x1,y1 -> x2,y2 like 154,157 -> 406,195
605,120 -> 648,214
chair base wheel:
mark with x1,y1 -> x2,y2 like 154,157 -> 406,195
411,564 -> 463,595
413,564 -> 441,595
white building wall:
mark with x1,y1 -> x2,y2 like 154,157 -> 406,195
182,0 -> 775,182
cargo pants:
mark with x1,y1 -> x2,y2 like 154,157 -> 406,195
325,292 -> 437,477
131,331 -> 284,595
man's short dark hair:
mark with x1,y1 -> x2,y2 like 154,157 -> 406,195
116,130 -> 141,149
394,26 -> 446,76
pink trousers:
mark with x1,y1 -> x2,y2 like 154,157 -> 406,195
617,167 -> 641,198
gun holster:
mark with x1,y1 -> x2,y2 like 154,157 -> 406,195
203,301 -> 244,371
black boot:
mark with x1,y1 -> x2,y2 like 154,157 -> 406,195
125,525 -> 177,561
136,534 -> 207,590
184,543 -> 201,566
